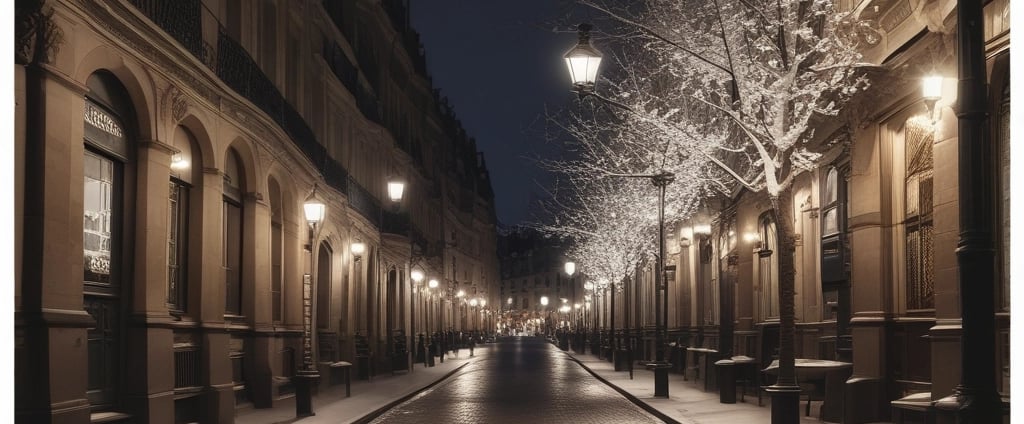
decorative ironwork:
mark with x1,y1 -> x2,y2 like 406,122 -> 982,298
322,39 -> 359,96
381,210 -> 410,235
129,0 -> 208,64
347,177 -> 381,227
126,0 -> 416,227
174,346 -> 201,388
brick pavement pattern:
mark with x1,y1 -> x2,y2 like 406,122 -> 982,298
369,337 -> 663,423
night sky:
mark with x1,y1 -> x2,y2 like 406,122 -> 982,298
409,1 -> 579,227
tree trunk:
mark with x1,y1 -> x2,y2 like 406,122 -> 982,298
769,189 -> 798,389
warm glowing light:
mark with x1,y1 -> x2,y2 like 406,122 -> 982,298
387,178 -> 405,203
303,188 -> 326,224
170,153 -> 190,170
540,296 -> 549,306
470,298 -> 478,307
457,290 -> 466,298
744,232 -> 761,243
564,24 -> 602,90
564,261 -> 576,276
428,279 -> 439,289
922,74 -> 943,102
350,242 -> 366,256
480,299 -> 486,307
411,269 -> 424,282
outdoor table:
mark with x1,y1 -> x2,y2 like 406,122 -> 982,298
728,355 -> 758,402
329,361 -> 352,397
686,347 -> 718,390
762,358 -> 852,420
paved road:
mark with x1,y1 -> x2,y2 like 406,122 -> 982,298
369,336 -> 664,423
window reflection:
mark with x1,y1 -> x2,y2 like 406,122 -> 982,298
84,150 -> 113,285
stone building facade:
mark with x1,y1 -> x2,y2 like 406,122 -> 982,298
605,1 -> 1010,423
14,0 -> 499,422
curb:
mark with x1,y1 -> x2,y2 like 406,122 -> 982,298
561,350 -> 682,424
349,360 -> 472,424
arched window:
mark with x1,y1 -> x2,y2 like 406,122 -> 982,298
168,125 -> 197,314
822,168 -> 839,236
82,71 -> 135,409
904,118 -> 934,310
317,243 -> 332,329
700,235 -> 717,325
223,148 -> 245,316
758,214 -> 780,321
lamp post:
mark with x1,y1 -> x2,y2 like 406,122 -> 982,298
456,289 -> 466,331
428,278 -> 439,331
296,185 -> 326,416
411,269 -> 424,366
540,296 -> 550,337
384,176 -> 407,368
469,297 -> 479,332
564,23 -> 674,397
565,262 -> 578,351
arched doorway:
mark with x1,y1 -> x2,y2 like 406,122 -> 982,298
82,71 -> 136,411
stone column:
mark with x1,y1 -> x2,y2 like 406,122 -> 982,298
845,124 -> 892,423
16,63 -> 95,424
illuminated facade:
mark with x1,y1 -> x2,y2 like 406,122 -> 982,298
14,0 -> 498,422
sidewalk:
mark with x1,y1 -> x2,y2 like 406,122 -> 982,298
561,347 -> 838,424
236,342 -> 873,424
236,347 -> 489,424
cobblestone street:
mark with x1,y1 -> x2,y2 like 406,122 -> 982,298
368,337 -> 663,423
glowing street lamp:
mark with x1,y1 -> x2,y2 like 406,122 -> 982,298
387,176 -> 405,204
564,23 -> 603,95
297,185 -> 327,416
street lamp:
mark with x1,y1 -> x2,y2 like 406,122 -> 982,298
411,269 -> 424,359
922,73 -> 943,123
564,23 -> 602,95
387,176 -> 405,205
296,185 -> 326,416
428,279 -> 439,333
563,24 -> 673,397
350,241 -> 366,262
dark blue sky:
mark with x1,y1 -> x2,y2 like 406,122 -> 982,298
409,1 -> 579,226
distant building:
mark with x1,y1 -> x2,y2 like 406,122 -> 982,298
498,226 -> 583,335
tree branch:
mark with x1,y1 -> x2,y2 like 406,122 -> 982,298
577,0 -> 736,78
